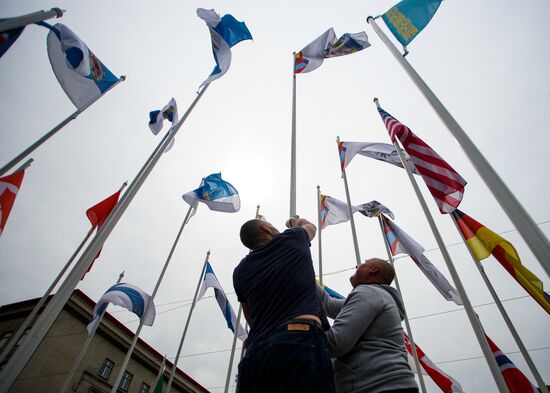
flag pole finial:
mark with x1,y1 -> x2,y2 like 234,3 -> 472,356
118,271 -> 125,280
317,185 -> 320,191
373,97 -> 380,108
336,136 -> 340,143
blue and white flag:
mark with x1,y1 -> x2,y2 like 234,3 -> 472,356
197,8 -> 252,89
148,98 -> 178,152
87,283 -> 156,335
182,173 -> 240,215
0,24 -> 25,59
45,23 -> 119,110
198,262 -> 247,341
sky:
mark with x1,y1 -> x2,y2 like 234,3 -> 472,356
1,0 -> 550,392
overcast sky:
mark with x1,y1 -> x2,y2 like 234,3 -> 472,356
1,0 -> 550,392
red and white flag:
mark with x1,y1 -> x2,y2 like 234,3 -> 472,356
404,333 -> 464,393
378,106 -> 466,213
0,168 -> 26,237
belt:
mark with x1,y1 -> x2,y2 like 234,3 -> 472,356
282,318 -> 321,332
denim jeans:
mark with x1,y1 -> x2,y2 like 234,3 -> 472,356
237,319 -> 335,393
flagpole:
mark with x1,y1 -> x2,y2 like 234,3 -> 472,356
0,76 -> 126,177
58,270 -> 125,393
255,205 -> 261,219
389,129 -> 510,393
112,203 -> 199,393
367,16 -> 550,279
166,251 -> 210,393
224,305 -> 243,393
0,83 -> 210,393
290,52 -> 297,217
450,216 -> 550,393
317,185 -> 324,285
336,137 -> 361,266
0,8 -> 63,32
377,216 -> 427,393
153,355 -> 166,391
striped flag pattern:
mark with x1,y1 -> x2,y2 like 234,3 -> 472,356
378,106 -> 466,213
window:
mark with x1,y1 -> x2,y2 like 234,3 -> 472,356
98,358 -> 114,380
139,382 -> 150,393
119,371 -> 133,391
0,332 -> 13,349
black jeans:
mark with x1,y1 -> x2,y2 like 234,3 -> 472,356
237,319 -> 335,393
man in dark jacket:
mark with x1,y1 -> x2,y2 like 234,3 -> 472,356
318,258 -> 418,393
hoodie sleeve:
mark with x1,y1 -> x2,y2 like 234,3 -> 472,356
324,286 -> 382,358
317,285 -> 344,319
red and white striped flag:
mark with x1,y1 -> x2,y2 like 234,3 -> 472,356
378,106 -> 466,213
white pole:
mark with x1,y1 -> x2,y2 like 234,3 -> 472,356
367,16 -> 550,279
317,185 -> 324,286
0,83 -> 210,393
111,204 -> 198,393
0,77 -> 125,177
153,356 -> 166,391
390,133 -> 510,393
255,205 -> 261,220
224,305 -> 243,393
0,8 -> 63,32
58,271 -> 125,393
450,215 -> 549,393
377,216 -> 427,393
290,53 -> 297,217
336,137 -> 361,266
166,252 -> 210,393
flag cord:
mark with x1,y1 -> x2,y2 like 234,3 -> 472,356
289,57 -> 297,217
317,185 -> 323,286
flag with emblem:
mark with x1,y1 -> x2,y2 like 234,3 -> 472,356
0,24 -> 25,58
337,141 -> 417,174
182,173 -> 240,214
0,167 -> 27,238
320,195 -> 394,229
148,98 -> 178,152
378,106 -> 466,213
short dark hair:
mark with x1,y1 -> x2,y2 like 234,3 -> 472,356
240,219 -> 262,249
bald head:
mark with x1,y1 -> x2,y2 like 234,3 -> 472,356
240,219 -> 280,250
350,258 -> 395,287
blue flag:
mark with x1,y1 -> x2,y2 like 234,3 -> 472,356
382,0 -> 442,46
0,24 -> 25,58
182,173 -> 240,214
197,8 -> 252,89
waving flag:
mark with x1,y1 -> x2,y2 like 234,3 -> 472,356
197,8 -> 252,89
404,333 -> 464,393
382,0 -> 442,47
381,215 -> 462,304
44,23 -> 119,110
148,98 -> 178,152
452,209 -> 550,315
182,173 -> 240,214
317,280 -> 346,300
198,262 -> 247,341
378,106 -> 466,213
0,25 -> 25,58
87,283 -> 156,335
356,200 -> 395,220
0,168 -> 27,238
320,195 -> 394,229
294,28 -> 370,74
338,141 -> 417,174
485,335 -> 538,393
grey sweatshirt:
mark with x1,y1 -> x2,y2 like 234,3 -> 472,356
319,284 -> 417,393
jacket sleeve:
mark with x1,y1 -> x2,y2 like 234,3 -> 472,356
317,285 -> 344,319
324,287 -> 381,358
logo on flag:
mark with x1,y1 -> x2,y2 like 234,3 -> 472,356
320,195 -> 394,229
0,168 -> 26,238
182,173 -> 240,215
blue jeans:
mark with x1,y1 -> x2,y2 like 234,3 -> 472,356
237,319 -> 335,393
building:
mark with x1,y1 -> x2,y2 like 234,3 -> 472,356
0,290 -> 209,393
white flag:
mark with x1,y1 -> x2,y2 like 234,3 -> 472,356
320,195 -> 394,229
338,141 -> 418,174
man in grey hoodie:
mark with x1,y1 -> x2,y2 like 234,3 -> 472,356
318,258 -> 418,393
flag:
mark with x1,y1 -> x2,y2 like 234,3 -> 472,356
452,209 -> 550,315
294,28 -> 370,74
337,141 -> 417,174
378,106 -> 466,213
182,173 -> 240,214
197,8 -> 252,89
317,280 -> 346,300
87,283 -> 156,335
0,24 -> 25,58
382,0 -> 442,47
381,215 -> 462,304
153,375 -> 163,393
404,333 -> 464,393
198,262 -> 247,341
485,335 -> 538,393
356,200 -> 395,220
320,194 -> 394,229
0,168 -> 26,237
148,98 -> 178,152
45,23 -> 119,110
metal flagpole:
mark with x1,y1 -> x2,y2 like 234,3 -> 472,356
112,203 -> 199,393
59,271 -> 125,393
0,76 -> 125,177
390,136 -> 510,393
336,137 -> 361,266
166,251 -> 210,393
255,205 -> 261,219
290,52 -> 297,217
450,215 -> 549,393
224,305 -> 243,393
317,185 -> 324,285
377,216 -> 427,393
153,355 -> 167,391
0,83 -> 210,393
0,8 -> 63,32
367,16 -> 550,279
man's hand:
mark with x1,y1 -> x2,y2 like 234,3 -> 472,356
286,215 -> 316,240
